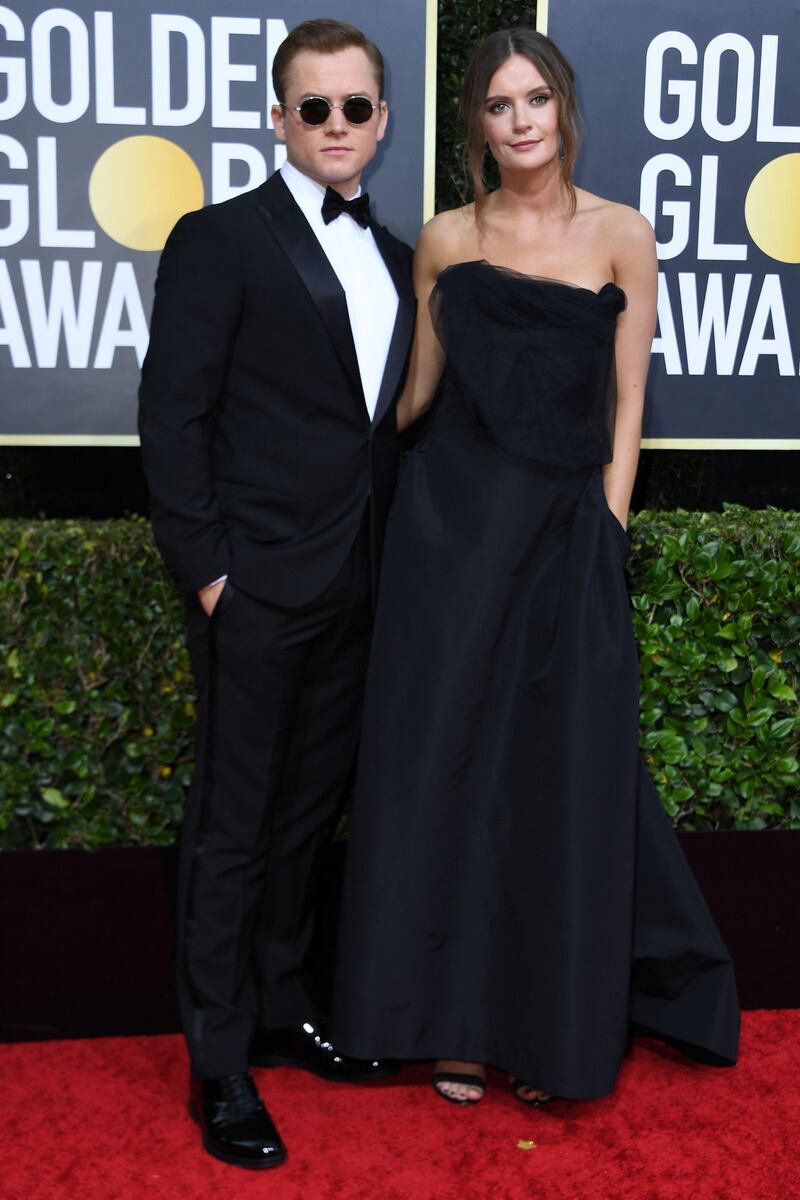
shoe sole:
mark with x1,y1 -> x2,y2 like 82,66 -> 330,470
187,1100 -> 287,1169
251,1053 -> 398,1082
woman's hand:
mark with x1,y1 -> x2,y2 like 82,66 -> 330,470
198,578 -> 226,617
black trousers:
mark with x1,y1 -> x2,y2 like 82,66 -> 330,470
177,526 -> 372,1079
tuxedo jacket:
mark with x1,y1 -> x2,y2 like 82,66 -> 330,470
138,172 -> 415,607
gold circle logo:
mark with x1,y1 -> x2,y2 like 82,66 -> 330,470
744,153 -> 800,264
88,136 -> 204,252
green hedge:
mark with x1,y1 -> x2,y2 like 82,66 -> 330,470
627,510 -> 799,829
1,510 -> 798,850
0,519 -> 191,850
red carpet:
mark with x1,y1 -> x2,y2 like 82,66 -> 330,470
4,1011 -> 799,1200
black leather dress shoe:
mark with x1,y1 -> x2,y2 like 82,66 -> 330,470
188,1071 -> 286,1169
250,1021 -> 397,1082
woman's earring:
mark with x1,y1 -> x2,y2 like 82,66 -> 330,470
559,137 -> 566,164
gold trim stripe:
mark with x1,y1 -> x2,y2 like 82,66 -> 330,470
641,438 -> 800,450
3,435 -> 797,450
0,435 -> 140,446
537,0 -> 550,34
423,0 -> 438,221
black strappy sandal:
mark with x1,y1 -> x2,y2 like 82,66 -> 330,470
432,1071 -> 487,1106
511,1078 -> 554,1106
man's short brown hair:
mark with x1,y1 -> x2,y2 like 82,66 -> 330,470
272,18 -> 385,103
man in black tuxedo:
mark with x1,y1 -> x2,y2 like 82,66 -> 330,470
138,18 -> 414,1169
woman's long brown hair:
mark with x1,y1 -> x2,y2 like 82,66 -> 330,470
460,28 -> 580,216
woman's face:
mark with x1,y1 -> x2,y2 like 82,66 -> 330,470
482,53 -> 561,175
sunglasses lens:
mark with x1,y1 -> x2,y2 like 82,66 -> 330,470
342,97 -> 375,124
299,98 -> 331,126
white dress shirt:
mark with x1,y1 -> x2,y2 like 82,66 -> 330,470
279,160 -> 399,421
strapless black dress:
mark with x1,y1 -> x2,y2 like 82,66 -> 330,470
333,261 -> 739,1099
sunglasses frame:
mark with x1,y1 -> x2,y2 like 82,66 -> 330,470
280,95 -> 381,127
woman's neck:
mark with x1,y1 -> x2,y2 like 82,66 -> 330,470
491,161 -> 571,222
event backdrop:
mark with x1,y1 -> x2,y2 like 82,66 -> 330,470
541,0 -> 800,448
0,1 -> 436,443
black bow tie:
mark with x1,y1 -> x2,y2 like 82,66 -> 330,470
321,187 -> 372,229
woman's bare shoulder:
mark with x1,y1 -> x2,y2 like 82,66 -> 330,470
576,188 -> 655,250
416,205 -> 478,273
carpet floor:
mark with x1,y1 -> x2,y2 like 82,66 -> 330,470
4,1010 -> 799,1200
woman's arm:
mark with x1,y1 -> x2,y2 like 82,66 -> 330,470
396,218 -> 449,432
603,208 -> 658,528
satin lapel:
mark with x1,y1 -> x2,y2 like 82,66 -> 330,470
256,178 -> 363,404
370,223 -> 416,428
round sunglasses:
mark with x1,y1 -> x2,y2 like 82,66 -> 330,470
280,95 -> 380,127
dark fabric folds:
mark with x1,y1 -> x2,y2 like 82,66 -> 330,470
333,263 -> 739,1098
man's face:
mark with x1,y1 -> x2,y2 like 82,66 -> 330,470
272,47 -> 388,196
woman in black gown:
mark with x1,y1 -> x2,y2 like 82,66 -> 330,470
333,28 -> 739,1105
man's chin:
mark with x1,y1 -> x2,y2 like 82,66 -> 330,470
319,153 -> 373,180
320,163 -> 358,177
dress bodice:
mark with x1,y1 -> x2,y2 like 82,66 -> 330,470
430,260 -> 626,470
